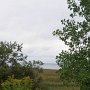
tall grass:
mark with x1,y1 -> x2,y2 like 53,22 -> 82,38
40,69 -> 80,90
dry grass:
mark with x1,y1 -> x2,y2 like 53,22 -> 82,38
40,69 -> 80,90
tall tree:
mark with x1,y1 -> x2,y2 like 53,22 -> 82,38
53,0 -> 90,90
0,41 -> 26,82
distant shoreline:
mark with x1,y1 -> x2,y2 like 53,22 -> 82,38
41,63 -> 59,70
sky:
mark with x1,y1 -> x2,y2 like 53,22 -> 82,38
0,0 -> 70,63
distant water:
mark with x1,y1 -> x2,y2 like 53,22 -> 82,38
41,63 -> 59,69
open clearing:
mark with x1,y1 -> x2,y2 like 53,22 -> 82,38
40,69 -> 80,90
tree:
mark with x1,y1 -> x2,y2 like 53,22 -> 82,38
0,41 -> 43,90
0,41 -> 25,82
53,0 -> 90,90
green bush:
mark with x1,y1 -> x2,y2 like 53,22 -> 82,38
1,76 -> 33,90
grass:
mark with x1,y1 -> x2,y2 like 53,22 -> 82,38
40,69 -> 80,90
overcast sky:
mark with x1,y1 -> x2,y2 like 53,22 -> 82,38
0,0 -> 70,63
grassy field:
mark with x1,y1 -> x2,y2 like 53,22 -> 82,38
40,69 -> 80,90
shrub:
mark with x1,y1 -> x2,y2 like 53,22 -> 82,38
1,76 -> 33,90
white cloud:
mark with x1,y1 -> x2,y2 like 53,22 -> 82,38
0,0 -> 69,63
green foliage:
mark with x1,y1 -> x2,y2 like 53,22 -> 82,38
0,41 -> 43,90
0,41 -> 25,83
1,76 -> 32,90
53,0 -> 90,89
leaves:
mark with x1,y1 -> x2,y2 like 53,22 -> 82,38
53,0 -> 90,87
